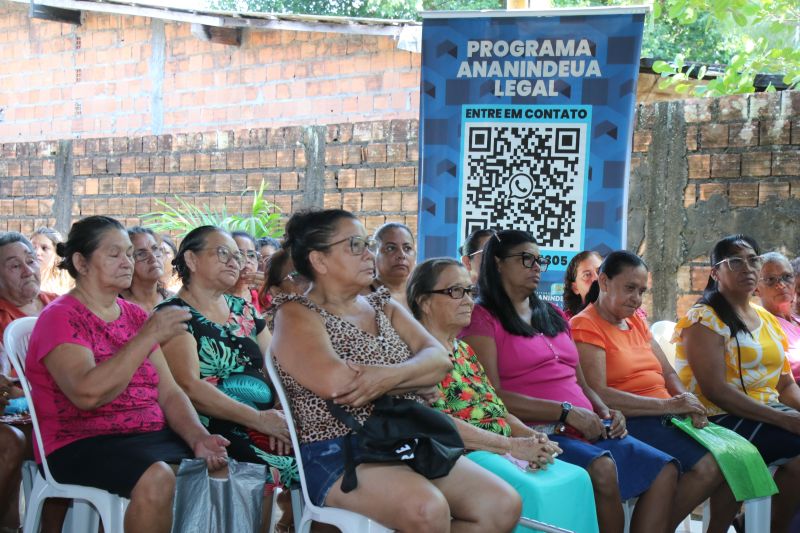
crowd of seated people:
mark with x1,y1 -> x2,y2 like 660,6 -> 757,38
0,214 -> 799,533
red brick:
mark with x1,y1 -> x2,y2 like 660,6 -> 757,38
698,182 -> 726,201
179,154 -> 194,171
342,192 -> 361,211
381,191 -> 401,211
280,172 -> 298,190
772,152 -> 800,176
242,151 -> 260,169
749,92 -> 781,120
683,184 -> 696,207
685,126 -> 698,152
728,123 -> 759,147
226,152 -> 243,170
709,154 -> 740,178
337,169 -> 356,188
741,152 -> 771,177
395,167 -> 416,187
401,192 -> 417,211
195,154 -> 211,171
326,145 -> 345,166
355,169 -> 374,188
259,150 -> 277,168
344,146 -> 362,165
365,144 -> 387,163
717,96 -> 747,121
759,120 -> 791,145
684,99 -> 713,123
276,149 -> 294,167
690,266 -> 711,291
210,153 -> 226,170
687,155 -> 710,179
699,124 -> 728,149
758,181 -> 790,203
323,192 -> 341,209
632,130 -> 651,153
386,143 -> 407,162
729,182 -> 758,207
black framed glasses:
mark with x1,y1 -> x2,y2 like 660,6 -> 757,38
239,249 -> 261,263
502,252 -> 549,272
133,246 -> 163,263
322,235 -> 378,255
203,246 -> 244,268
425,285 -> 477,300
759,274 -> 795,287
714,256 -> 764,273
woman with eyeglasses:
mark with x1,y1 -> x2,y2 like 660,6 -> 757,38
756,252 -> 800,381
675,235 -> 800,531
459,229 -> 496,285
271,209 -> 522,532
229,231 -> 265,314
120,227 -> 171,312
407,257 -> 599,533
156,226 -> 298,527
571,250 -> 737,532
370,222 -> 416,310
462,230 -> 678,533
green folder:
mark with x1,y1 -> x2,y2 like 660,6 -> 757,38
669,416 -> 778,501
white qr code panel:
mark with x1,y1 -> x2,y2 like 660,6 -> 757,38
460,122 -> 588,251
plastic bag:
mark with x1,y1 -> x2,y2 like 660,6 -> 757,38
171,458 -> 267,533
669,416 -> 777,501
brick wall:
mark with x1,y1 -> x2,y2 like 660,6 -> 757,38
629,90 -> 800,320
0,119 -> 419,237
0,2 -> 420,141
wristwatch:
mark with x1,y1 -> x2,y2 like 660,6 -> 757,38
559,401 -> 573,424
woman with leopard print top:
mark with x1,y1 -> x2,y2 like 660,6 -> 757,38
271,209 -> 522,532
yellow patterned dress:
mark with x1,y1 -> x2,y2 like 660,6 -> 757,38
673,303 -> 789,416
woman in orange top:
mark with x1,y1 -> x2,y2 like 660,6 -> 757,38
571,250 -> 736,533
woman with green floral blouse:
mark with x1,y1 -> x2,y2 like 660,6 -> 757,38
408,258 -> 599,533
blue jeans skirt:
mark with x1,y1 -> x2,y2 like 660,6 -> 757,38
625,415 -> 709,473
300,435 -> 363,506
549,434 -> 676,500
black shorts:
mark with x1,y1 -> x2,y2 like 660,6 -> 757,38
710,414 -> 800,466
45,428 -> 192,498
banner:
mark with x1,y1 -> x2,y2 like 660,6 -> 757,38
418,7 -> 646,304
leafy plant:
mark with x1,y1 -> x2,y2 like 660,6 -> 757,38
142,180 -> 284,239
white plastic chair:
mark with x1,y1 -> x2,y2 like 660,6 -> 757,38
264,350 -> 393,533
4,316 -> 129,533
650,320 -> 678,365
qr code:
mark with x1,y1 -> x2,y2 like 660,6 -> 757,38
461,122 -> 587,251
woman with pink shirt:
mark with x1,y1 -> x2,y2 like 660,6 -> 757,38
25,216 -> 229,533
461,230 -> 678,533
757,252 -> 800,381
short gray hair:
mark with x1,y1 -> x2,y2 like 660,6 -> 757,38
0,232 -> 34,254
761,251 -> 792,271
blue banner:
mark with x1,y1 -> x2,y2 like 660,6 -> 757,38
418,8 -> 646,304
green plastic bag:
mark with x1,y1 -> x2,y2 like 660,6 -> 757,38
669,416 -> 777,502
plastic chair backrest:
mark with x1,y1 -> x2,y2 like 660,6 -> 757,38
650,320 -> 677,365
264,350 -> 321,513
3,316 -> 59,485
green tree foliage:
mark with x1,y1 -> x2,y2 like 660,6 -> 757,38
210,0 -> 502,19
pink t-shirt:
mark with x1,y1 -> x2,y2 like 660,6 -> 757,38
26,294 -> 166,460
460,304 -> 593,414
775,314 -> 800,381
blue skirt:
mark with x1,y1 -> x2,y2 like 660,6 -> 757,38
549,434 -> 675,500
626,416 -> 708,474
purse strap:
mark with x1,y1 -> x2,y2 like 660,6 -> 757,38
325,400 -> 364,493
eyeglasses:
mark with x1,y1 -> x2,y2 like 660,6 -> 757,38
203,246 -> 244,268
239,249 -> 261,263
426,285 -> 477,300
502,252 -> 549,272
714,256 -> 764,273
133,246 -> 163,263
468,248 -> 485,258
759,274 -> 795,287
322,235 -> 378,255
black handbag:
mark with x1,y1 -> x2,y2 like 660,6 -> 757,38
326,395 -> 465,492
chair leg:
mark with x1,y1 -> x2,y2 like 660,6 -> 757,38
290,488 -> 303,531
743,497 -> 771,533
268,487 -> 282,533
23,479 -> 49,533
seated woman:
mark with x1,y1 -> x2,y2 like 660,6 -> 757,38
675,235 -> 800,532
157,226 -> 297,492
120,226 -> 171,312
30,227 -> 72,295
756,252 -> 800,380
571,250 -> 736,532
158,234 -> 181,293
25,216 -> 228,533
271,208 -> 521,532
459,229 -> 496,285
370,222 -> 416,309
562,251 -> 602,318
0,232 -> 66,532
229,231 -> 265,313
407,257 -> 599,533
462,229 -> 678,533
